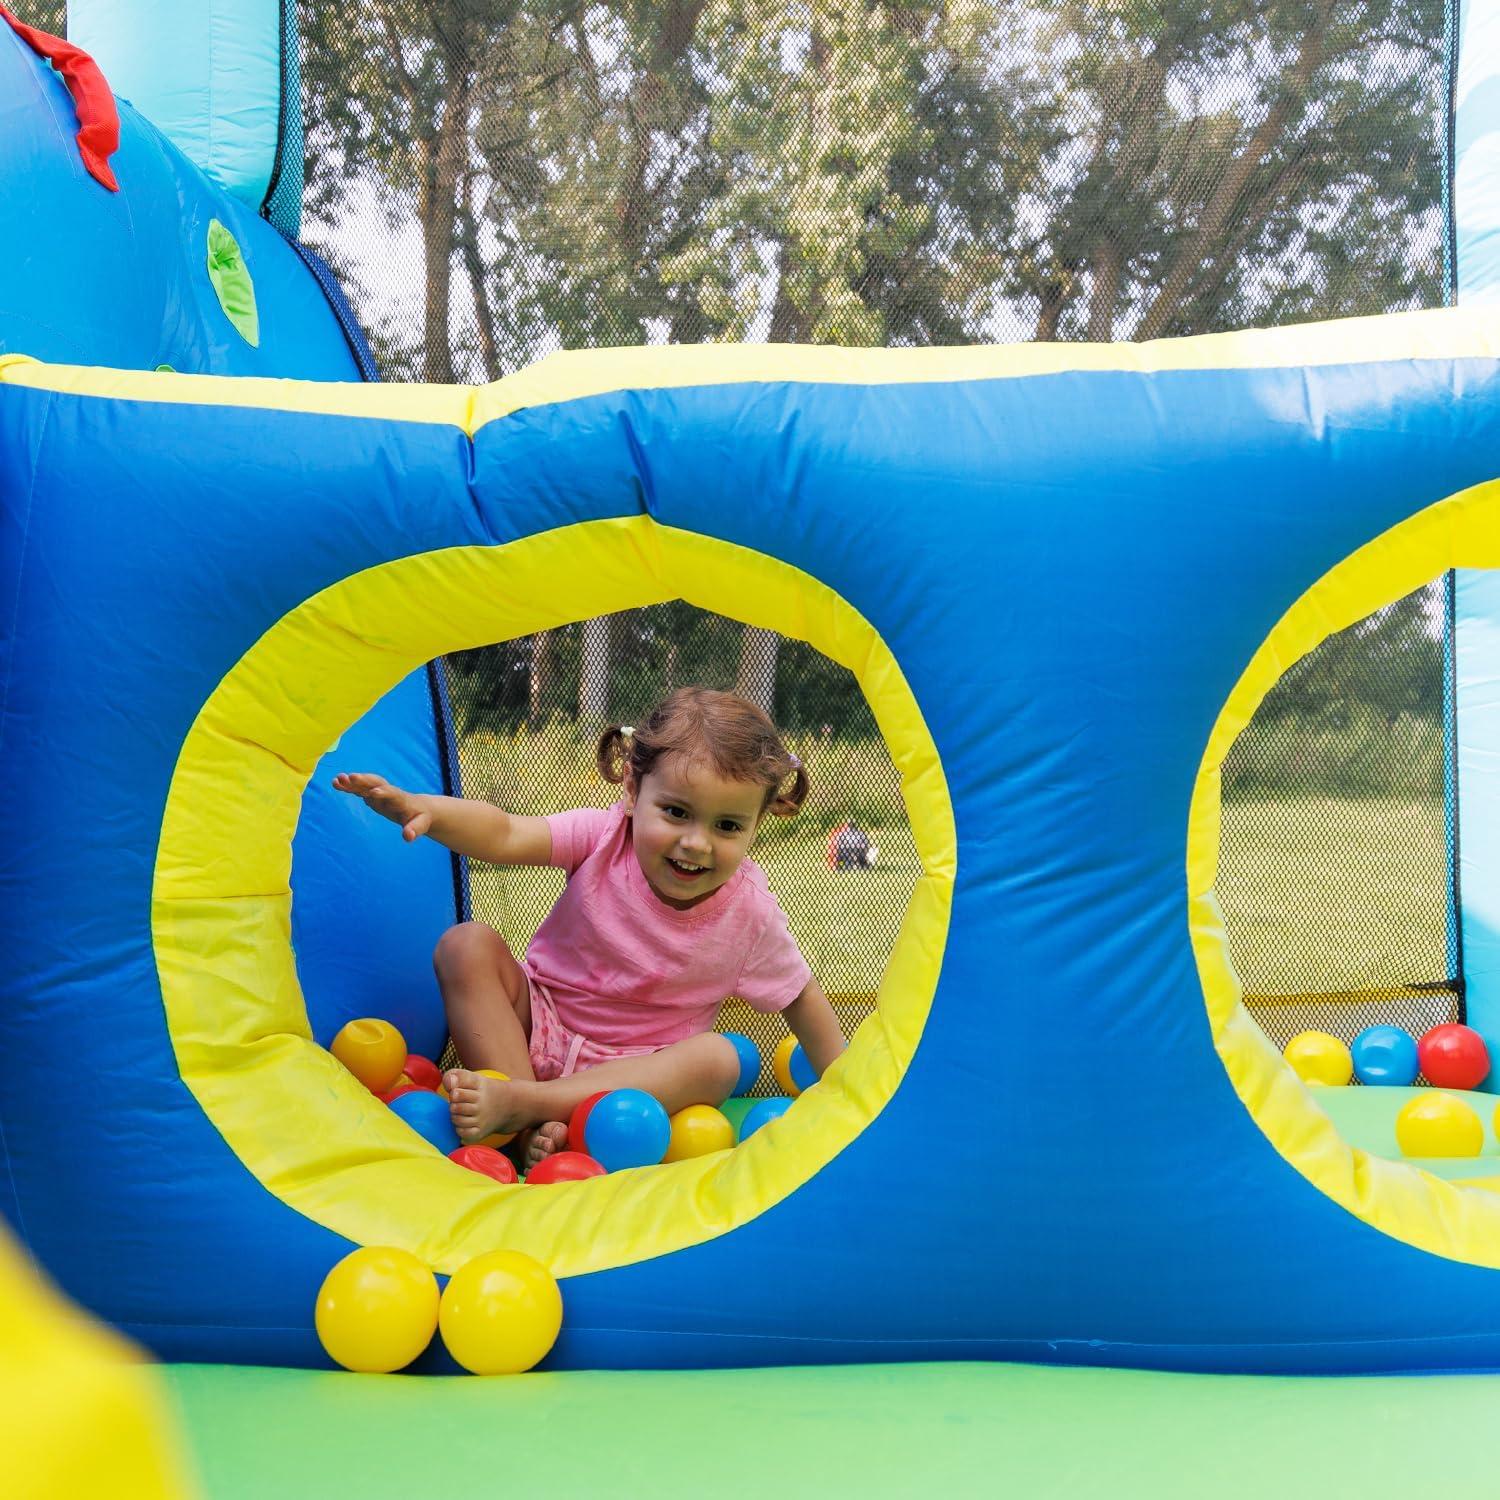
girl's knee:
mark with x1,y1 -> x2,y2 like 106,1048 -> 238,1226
433,920 -> 508,977
695,1033 -> 743,1100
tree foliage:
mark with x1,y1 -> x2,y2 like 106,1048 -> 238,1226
299,0 -> 1445,372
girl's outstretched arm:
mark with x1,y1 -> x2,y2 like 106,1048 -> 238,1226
331,773 -> 552,865
783,977 -> 847,1078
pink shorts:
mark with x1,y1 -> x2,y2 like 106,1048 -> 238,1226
524,976 -> 663,1083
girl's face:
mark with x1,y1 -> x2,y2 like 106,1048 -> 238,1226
623,755 -> 766,909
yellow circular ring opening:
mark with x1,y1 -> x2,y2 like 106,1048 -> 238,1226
152,517 -> 954,1276
1188,477 -> 1500,1267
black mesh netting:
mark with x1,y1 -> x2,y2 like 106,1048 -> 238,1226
295,0 -> 1449,383
440,606 -> 913,1094
1215,575 -> 1460,1067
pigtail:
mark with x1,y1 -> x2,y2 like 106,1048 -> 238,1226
596,724 -> 633,784
767,755 -> 809,818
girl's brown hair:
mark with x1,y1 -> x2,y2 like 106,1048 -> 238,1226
596,687 -> 809,817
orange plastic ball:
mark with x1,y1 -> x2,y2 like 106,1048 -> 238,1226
331,1018 -> 407,1094
438,1250 -> 563,1375
315,1246 -> 439,1373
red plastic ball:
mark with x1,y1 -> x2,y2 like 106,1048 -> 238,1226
1418,1024 -> 1491,1090
567,1091 -> 609,1153
448,1145 -> 518,1184
526,1150 -> 606,1184
403,1054 -> 443,1091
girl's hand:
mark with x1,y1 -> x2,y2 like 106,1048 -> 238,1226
331,772 -> 432,842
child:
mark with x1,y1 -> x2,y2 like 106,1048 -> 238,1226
333,686 -> 847,1169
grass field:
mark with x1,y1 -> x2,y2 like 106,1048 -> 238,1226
1215,792 -> 1450,998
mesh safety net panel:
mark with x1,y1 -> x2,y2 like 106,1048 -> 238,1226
1216,575 -> 1460,1072
439,607 -> 914,1094
295,1 -> 1448,383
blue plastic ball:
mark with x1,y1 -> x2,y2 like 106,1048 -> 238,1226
1351,1025 -> 1419,1087
723,1033 -> 761,1096
584,1089 -> 671,1171
788,1044 -> 818,1093
737,1096 -> 793,1142
388,1089 -> 460,1154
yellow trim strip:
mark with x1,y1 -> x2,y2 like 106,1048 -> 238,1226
152,519 -> 954,1275
9,306 -> 1500,432
1189,478 -> 1500,1267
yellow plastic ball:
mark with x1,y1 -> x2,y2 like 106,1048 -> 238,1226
331,1018 -> 408,1094
473,1068 -> 516,1148
1397,1093 -> 1485,1158
438,1250 -> 563,1375
1284,1030 -> 1351,1088
772,1034 -> 802,1096
663,1104 -> 735,1162
315,1246 -> 439,1373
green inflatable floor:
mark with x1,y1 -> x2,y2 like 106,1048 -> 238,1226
1312,1084 -> 1500,1180
162,1360 -> 1500,1498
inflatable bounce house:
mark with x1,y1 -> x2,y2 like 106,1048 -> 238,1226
22,1 -> 1500,1494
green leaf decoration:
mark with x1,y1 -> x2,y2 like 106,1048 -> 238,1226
206,220 -> 260,348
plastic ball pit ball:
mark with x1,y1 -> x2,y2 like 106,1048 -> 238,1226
1284,1030 -> 1352,1087
449,1145 -> 518,1184
738,1096 -> 794,1141
1418,1024 -> 1491,1091
1351,1026 -> 1419,1087
527,1151 -> 607,1184
584,1089 -> 671,1171
1396,1093 -> 1485,1158
438,1250 -> 563,1374
403,1053 -> 442,1091
389,1089 -> 460,1155
723,1032 -> 761,1096
663,1104 -> 735,1162
788,1043 -> 818,1094
567,1091 -> 609,1153
772,1034 -> 802,1095
315,1246 -> 439,1373
376,1079 -> 425,1104
331,1017 -> 407,1093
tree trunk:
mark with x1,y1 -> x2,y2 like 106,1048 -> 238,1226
579,616 -> 613,722
1134,7 -> 1331,341
528,631 -> 554,726
417,66 -> 471,383
737,627 -> 779,717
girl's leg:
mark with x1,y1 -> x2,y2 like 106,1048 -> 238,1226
446,1031 -> 743,1144
433,921 -> 536,1083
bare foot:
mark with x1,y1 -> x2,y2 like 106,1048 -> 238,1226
445,1068 -> 536,1144
516,1122 -> 568,1173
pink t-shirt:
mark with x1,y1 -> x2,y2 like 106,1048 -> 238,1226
523,802 -> 812,1049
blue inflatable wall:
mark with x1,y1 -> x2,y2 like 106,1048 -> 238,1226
10,317 -> 1500,1373
0,20 -> 458,1116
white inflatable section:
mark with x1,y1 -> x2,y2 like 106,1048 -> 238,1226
1457,568 -> 1500,1088
1456,0 -> 1500,300
69,0 -> 283,213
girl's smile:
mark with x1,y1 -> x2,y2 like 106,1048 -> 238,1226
624,756 -> 766,909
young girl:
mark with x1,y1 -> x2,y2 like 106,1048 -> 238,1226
333,686 -> 847,1169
